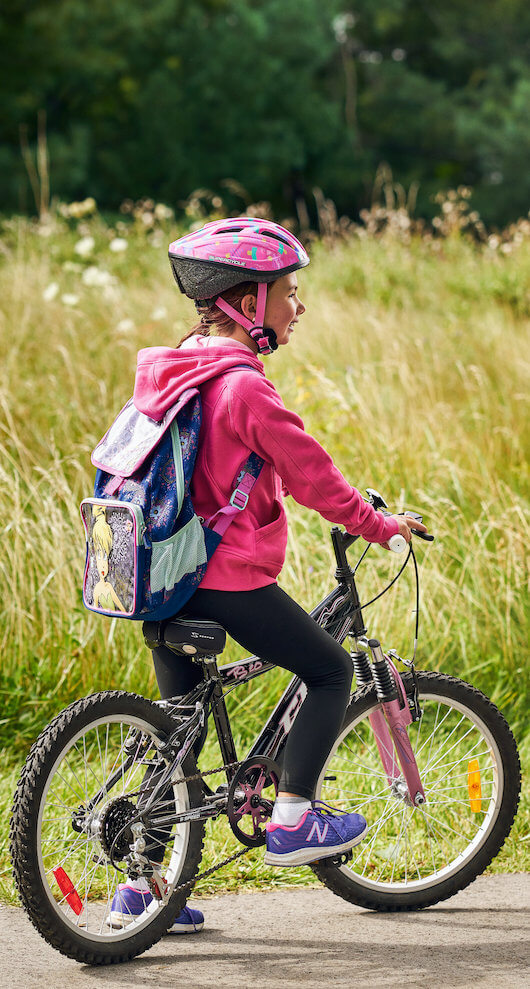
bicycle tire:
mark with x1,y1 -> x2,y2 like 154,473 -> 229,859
312,671 -> 520,911
10,691 -> 205,964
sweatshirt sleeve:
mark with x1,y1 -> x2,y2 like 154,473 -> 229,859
228,374 -> 400,544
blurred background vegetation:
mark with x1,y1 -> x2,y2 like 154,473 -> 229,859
0,0 -> 528,894
2,0 -> 530,227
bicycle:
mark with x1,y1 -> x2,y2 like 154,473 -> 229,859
10,489 -> 521,965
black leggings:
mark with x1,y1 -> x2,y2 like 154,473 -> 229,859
151,584 -> 352,800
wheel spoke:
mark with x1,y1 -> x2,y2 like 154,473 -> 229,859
11,699 -> 204,957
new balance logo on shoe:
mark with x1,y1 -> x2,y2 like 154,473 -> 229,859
306,820 -> 329,843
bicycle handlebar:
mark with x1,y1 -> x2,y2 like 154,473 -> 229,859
340,490 -> 435,554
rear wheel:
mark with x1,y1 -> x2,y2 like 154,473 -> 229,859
312,672 -> 520,910
10,691 -> 204,964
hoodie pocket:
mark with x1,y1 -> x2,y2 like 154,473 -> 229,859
254,500 -> 288,567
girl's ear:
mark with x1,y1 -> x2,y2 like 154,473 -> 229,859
240,293 -> 256,321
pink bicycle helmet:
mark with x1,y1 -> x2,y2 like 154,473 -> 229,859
168,217 -> 309,354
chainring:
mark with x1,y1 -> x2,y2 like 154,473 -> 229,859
226,757 -> 280,847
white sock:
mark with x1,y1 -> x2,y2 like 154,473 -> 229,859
124,877 -> 150,892
271,796 -> 311,827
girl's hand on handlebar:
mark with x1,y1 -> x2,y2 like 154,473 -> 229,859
381,513 -> 428,551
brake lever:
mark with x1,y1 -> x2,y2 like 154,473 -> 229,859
410,528 -> 435,541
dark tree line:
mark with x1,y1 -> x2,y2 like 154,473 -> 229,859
1,0 -> 529,226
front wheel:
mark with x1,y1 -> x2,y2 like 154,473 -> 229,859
312,672 -> 520,911
10,691 -> 205,964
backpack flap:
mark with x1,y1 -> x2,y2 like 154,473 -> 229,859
91,389 -> 199,480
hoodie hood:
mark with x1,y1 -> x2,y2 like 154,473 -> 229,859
133,341 -> 265,421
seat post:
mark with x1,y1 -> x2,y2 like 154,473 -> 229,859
201,654 -> 239,772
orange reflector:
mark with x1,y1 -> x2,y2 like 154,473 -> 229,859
53,867 -> 84,916
467,759 -> 482,812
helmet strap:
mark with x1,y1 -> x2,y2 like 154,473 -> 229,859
214,282 -> 274,355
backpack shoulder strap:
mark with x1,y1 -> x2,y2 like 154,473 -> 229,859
200,364 -> 265,536
206,451 -> 265,536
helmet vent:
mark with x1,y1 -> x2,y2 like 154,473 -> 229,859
262,231 -> 292,246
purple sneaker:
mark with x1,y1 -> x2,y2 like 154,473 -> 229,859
167,904 -> 204,934
107,884 -> 151,927
107,883 -> 204,933
264,800 -> 367,867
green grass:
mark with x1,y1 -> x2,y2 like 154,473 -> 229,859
0,209 -> 528,900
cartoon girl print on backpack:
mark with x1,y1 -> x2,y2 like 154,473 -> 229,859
87,506 -> 129,613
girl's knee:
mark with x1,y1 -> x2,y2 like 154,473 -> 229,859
307,650 -> 352,693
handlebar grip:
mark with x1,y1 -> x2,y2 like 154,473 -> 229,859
388,534 -> 408,554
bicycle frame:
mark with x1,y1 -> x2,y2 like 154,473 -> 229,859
144,533 -> 426,822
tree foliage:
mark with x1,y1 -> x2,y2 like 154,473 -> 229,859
1,0 -> 529,225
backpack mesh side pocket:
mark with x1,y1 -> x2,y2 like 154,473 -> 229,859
150,515 -> 208,595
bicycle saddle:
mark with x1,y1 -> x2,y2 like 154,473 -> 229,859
143,615 -> 227,658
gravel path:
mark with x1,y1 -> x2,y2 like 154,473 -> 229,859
2,874 -> 529,988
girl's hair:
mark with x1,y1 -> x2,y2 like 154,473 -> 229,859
177,281 -> 258,346
92,506 -> 113,556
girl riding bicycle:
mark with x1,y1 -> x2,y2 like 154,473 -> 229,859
110,217 -> 426,932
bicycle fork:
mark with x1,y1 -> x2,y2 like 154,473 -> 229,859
352,639 -> 426,808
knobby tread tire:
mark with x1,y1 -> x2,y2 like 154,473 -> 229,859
312,672 -> 521,911
10,691 -> 205,965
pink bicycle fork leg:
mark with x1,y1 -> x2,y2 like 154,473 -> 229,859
368,662 -> 426,806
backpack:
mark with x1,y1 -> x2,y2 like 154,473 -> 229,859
80,377 -> 263,622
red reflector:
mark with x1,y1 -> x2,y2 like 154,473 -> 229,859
53,867 -> 84,916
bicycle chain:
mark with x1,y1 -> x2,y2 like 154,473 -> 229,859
154,757 -> 252,896
170,845 -> 252,896
174,758 -> 243,787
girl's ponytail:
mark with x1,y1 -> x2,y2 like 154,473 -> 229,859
177,317 -> 211,347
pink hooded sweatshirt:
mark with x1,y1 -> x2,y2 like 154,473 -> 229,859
133,336 -> 400,591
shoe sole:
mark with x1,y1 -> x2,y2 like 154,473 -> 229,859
264,824 -> 368,867
107,910 -> 204,934
166,921 -> 204,934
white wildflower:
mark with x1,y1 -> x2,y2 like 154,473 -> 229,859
154,203 -> 174,221
61,293 -> 79,306
74,236 -> 95,257
103,284 -> 121,302
116,318 -> 135,333
82,266 -> 115,287
42,282 -> 59,301
109,237 -> 128,253
63,197 -> 97,219
62,261 -> 83,273
150,306 -> 167,321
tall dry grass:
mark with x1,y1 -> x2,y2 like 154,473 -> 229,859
0,208 -> 528,889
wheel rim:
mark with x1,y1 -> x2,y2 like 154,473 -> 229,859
316,689 -> 503,893
36,713 -> 190,942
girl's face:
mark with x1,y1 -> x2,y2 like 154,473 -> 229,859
240,273 -> 305,348
263,273 -> 306,346
95,550 -> 108,580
